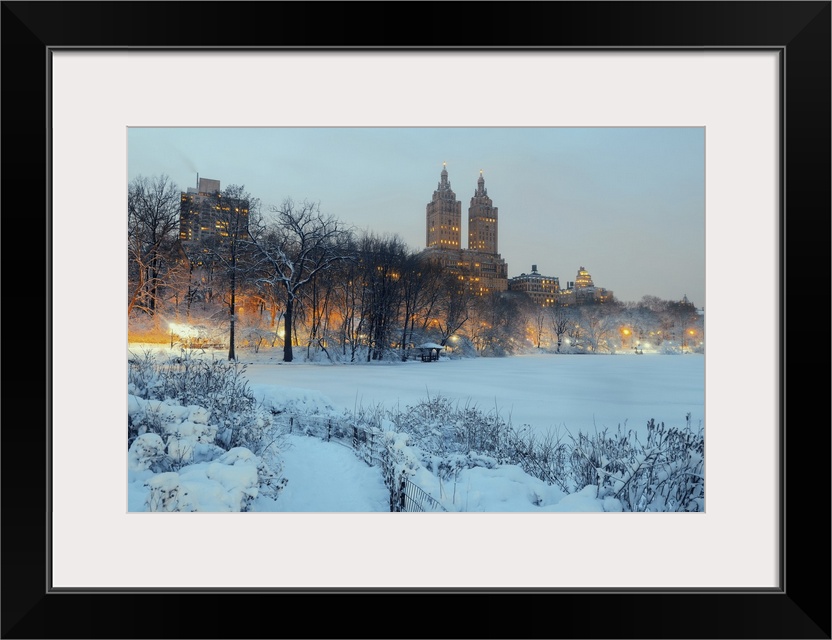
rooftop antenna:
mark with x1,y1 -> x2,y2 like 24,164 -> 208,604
196,173 -> 199,190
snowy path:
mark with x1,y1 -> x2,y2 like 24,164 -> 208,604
251,434 -> 390,512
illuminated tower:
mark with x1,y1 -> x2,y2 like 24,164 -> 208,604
468,169 -> 498,253
426,162 -> 462,249
574,266 -> 595,288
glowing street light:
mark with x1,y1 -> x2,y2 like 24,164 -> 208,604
620,327 -> 632,349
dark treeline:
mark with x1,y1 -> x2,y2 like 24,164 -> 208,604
128,175 -> 704,362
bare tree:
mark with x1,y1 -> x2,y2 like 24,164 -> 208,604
303,267 -> 340,360
127,175 -> 181,316
329,236 -> 367,361
397,253 -> 444,360
548,299 -> 573,352
432,272 -> 474,346
577,304 -> 613,353
528,305 -> 546,349
253,198 -> 352,363
198,184 -> 261,360
356,233 -> 411,361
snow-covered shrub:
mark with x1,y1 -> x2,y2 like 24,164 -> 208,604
376,430 -> 423,511
253,453 -> 289,502
381,394 -> 514,461
128,396 -> 224,468
434,451 -> 499,480
128,350 -> 284,454
128,351 -> 289,510
634,416 -> 704,512
256,385 -> 338,416
145,447 -> 286,512
128,348 -> 164,399
226,411 -> 277,455
505,425 -> 572,492
145,472 -> 185,511
156,351 -> 257,425
567,417 -> 704,512
128,397 -> 165,446
348,402 -> 386,431
165,420 -> 223,469
347,392 -> 703,512
129,433 -> 170,473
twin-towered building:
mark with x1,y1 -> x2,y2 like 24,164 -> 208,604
422,163 -> 509,294
180,168 -> 611,305
422,163 -> 611,305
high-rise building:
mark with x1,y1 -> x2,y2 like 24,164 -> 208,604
468,170 -> 498,253
179,177 -> 249,251
425,162 -> 462,250
423,164 -> 508,294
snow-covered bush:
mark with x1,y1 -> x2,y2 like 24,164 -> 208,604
129,433 -> 170,473
145,472 -> 186,511
128,396 -> 225,467
158,352 -> 255,420
144,446 -> 286,512
568,416 -> 704,512
346,393 -> 703,512
346,395 -> 527,509
128,351 -> 288,511
434,451 -> 499,480
506,425 -> 572,492
383,394 -> 514,462
377,429 -> 422,511
127,350 -> 286,452
128,348 -> 164,398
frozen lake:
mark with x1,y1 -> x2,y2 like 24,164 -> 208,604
242,352 -> 705,438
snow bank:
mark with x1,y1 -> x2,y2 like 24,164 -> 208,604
144,448 -> 262,512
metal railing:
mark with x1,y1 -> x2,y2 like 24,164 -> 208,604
400,477 -> 447,512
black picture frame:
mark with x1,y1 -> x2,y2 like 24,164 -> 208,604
2,2 -> 829,638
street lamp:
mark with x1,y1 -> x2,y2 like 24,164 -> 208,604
620,327 -> 631,349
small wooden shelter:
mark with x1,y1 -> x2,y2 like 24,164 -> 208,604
415,342 -> 444,362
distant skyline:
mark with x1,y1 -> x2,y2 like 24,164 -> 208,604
128,127 -> 705,305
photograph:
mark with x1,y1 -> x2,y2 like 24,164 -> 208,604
2,0 -> 828,636
127,126 -> 706,514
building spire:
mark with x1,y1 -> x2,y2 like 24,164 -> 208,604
438,161 -> 450,190
476,168 -> 486,196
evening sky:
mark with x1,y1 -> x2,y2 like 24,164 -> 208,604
128,126 -> 705,305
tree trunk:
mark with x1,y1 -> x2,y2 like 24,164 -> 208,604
283,297 -> 294,362
228,267 -> 236,361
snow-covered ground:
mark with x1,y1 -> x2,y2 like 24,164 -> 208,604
250,433 -> 390,512
127,345 -> 704,513
242,351 -> 705,442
